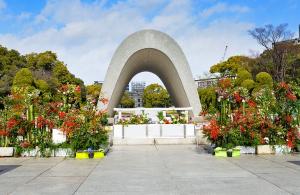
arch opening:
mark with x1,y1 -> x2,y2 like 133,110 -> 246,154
98,30 -> 201,116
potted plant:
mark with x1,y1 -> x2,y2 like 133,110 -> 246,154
227,149 -> 232,157
94,149 -> 105,159
232,147 -> 241,157
214,147 -> 227,157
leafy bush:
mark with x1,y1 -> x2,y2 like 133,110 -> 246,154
235,69 -> 252,86
241,79 -> 255,91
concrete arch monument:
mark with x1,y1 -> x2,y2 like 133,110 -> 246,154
98,30 -> 201,116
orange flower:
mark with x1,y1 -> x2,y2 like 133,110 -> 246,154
0,130 -> 8,136
279,82 -> 289,90
234,92 -> 242,103
58,111 -> 66,119
286,92 -> 297,101
248,99 -> 256,108
100,97 -> 109,105
219,78 -> 232,89
75,85 -> 81,93
285,115 -> 292,123
7,118 -> 18,130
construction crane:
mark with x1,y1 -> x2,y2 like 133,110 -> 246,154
221,45 -> 228,62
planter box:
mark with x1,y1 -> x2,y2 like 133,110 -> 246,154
232,149 -> 241,157
22,148 -> 54,157
21,149 -> 38,157
161,124 -> 184,137
113,125 -> 123,138
41,148 -> 54,157
0,147 -> 14,157
94,151 -> 105,159
238,146 -> 256,154
274,145 -> 291,154
147,124 -> 160,138
75,152 -> 89,159
185,124 -> 195,137
124,125 -> 146,138
214,148 -> 227,157
55,148 -> 73,157
256,145 -> 275,154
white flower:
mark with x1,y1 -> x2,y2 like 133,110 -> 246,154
263,137 -> 269,144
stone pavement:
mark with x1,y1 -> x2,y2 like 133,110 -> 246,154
1,145 -> 300,195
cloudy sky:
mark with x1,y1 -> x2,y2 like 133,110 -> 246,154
0,0 -> 299,85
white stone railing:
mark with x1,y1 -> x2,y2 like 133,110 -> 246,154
113,124 -> 196,139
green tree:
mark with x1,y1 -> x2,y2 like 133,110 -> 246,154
198,87 -> 217,113
210,56 -> 254,77
241,79 -> 255,91
52,62 -> 74,84
35,79 -> 50,93
120,92 -> 135,108
256,72 -> 273,88
0,46 -> 26,96
86,83 -> 101,100
12,68 -> 34,87
143,84 -> 171,108
235,69 -> 252,86
26,51 -> 57,71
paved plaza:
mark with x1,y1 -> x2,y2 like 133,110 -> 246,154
1,145 -> 300,195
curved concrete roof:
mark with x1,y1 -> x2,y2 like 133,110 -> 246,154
98,29 -> 201,116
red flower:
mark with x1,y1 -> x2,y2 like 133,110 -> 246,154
287,130 -> 295,148
279,82 -> 289,90
20,141 -> 30,148
7,118 -> 18,130
248,99 -> 256,108
219,78 -> 232,89
285,115 -> 292,123
37,116 -> 45,129
0,130 -> 8,136
61,116 -> 79,135
204,119 -> 220,141
234,92 -> 242,103
75,85 -> 81,93
58,111 -> 66,119
18,128 -> 25,135
286,92 -> 297,101
46,120 -> 54,129
163,119 -> 171,124
60,84 -> 69,92
239,125 -> 245,132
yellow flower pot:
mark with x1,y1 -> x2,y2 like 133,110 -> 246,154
76,152 -> 89,159
232,149 -> 241,157
94,151 -> 105,159
214,147 -> 227,157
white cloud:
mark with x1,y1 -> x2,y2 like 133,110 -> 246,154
0,0 -> 6,10
0,0 -> 260,85
200,2 -> 250,18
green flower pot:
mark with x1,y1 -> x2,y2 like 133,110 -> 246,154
214,147 -> 227,157
232,148 -> 241,157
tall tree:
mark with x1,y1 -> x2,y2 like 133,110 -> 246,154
143,84 -> 171,108
249,23 -> 299,81
120,92 -> 135,108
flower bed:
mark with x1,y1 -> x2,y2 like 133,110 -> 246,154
202,79 -> 300,154
0,84 -> 109,157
